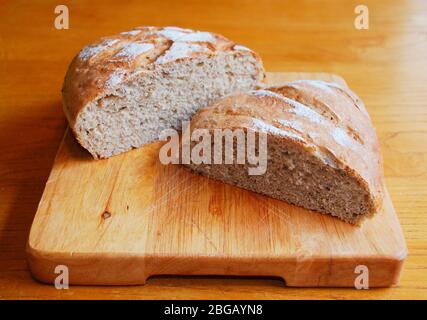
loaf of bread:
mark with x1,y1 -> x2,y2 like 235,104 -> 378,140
62,26 -> 265,159
185,80 -> 383,224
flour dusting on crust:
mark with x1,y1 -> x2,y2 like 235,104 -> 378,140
331,127 -> 357,149
233,44 -> 252,52
178,32 -> 216,43
156,42 -> 211,64
278,119 -> 304,132
251,89 -> 326,126
114,42 -> 155,61
157,27 -> 192,41
251,87 -> 361,152
78,39 -> 120,60
252,118 -> 305,142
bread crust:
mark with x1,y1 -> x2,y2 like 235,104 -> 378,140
62,26 -> 265,147
189,80 -> 384,221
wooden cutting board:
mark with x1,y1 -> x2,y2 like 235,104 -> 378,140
27,72 -> 407,287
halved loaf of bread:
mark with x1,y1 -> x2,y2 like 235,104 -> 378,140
62,26 -> 265,159
185,80 -> 384,224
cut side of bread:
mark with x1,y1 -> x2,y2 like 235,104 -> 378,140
185,80 -> 384,224
62,26 -> 265,159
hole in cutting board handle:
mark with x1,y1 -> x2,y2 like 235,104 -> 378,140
145,274 -> 287,286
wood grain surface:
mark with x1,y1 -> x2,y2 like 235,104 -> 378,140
0,0 -> 426,299
26,72 -> 407,288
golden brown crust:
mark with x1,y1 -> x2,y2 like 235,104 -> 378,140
191,80 -> 384,218
62,26 -> 265,130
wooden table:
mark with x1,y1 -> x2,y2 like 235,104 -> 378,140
0,0 -> 426,299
